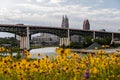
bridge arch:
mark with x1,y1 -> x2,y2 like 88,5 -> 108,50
29,27 -> 68,38
31,33 -> 60,47
1,24 -> 120,49
31,32 -> 60,38
31,32 -> 62,38
0,32 -> 15,37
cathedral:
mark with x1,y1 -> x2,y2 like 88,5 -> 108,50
61,15 -> 69,28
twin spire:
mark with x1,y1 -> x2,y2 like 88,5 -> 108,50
61,15 -> 69,28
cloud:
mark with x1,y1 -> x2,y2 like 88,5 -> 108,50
88,9 -> 120,21
50,0 -> 64,3
2,2 -> 120,21
26,0 -> 31,2
0,0 -> 120,32
36,0 -> 49,3
36,0 -> 43,2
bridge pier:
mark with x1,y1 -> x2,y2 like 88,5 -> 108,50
20,27 -> 30,50
60,37 -> 70,46
111,33 -> 114,44
93,31 -> 96,39
20,36 -> 29,49
60,29 -> 70,46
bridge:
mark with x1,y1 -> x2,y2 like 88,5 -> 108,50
0,23 -> 120,49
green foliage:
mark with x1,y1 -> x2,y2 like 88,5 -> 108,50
83,37 -> 93,47
68,37 -> 93,49
69,42 -> 83,49
15,52 -> 21,59
94,37 -> 112,45
0,37 -> 19,47
69,36 -> 112,49
9,48 -> 21,52
110,42 -> 120,48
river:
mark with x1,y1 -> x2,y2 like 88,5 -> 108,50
30,47 -> 58,59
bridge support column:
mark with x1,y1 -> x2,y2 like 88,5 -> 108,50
60,38 -> 62,46
60,38 -> 64,46
93,31 -> 96,39
111,33 -> 114,44
20,27 -> 30,50
20,37 -> 29,49
60,37 -> 70,46
67,28 -> 70,46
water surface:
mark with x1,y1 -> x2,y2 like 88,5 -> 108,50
30,47 -> 58,59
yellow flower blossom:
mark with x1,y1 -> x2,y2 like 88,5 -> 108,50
0,47 -> 119,80
92,67 -> 98,74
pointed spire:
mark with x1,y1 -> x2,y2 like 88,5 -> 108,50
65,15 -> 67,19
65,15 -> 69,28
61,15 -> 65,28
61,15 -> 69,28
62,15 -> 65,21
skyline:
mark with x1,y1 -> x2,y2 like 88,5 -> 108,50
0,0 -> 120,37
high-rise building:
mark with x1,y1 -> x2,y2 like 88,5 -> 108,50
61,15 -> 69,28
83,19 -> 90,30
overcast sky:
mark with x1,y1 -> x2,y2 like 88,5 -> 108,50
0,0 -> 120,37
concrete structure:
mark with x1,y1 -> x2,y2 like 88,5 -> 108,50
83,19 -> 90,30
15,27 -> 28,49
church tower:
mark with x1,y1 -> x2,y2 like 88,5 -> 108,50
61,15 -> 69,28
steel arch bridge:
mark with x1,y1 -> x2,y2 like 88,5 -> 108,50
0,24 -> 120,49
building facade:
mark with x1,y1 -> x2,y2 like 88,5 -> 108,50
83,19 -> 90,30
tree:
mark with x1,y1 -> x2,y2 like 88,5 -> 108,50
83,37 -> 93,47
0,37 -> 19,47
94,37 -> 112,45
69,42 -> 83,49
